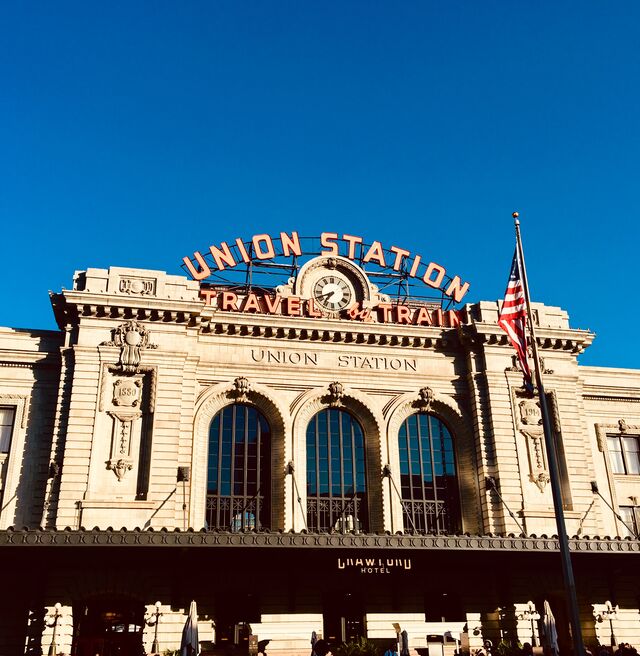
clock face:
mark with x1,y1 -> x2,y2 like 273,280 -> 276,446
313,274 -> 354,311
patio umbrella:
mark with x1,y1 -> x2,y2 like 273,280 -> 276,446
180,600 -> 199,656
542,600 -> 559,656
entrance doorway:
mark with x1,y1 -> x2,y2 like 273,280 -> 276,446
73,596 -> 144,656
323,592 -> 365,650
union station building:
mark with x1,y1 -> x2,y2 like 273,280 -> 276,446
0,233 -> 639,656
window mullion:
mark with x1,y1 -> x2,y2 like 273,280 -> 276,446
351,419 -> 358,530
428,416 -> 439,532
217,410 -> 224,528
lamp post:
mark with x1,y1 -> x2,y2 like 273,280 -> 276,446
593,601 -> 619,647
146,601 -> 163,654
46,603 -> 63,656
518,601 -> 541,647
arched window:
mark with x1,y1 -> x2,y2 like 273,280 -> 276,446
206,404 -> 271,531
398,413 -> 460,534
306,408 -> 368,532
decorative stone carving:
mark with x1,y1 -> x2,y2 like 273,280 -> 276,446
113,378 -> 141,407
231,377 -> 251,402
101,321 -> 157,373
416,387 -> 435,411
539,356 -> 554,375
517,398 -> 550,492
106,409 -> 141,481
506,355 -> 521,373
619,418 -> 629,434
118,277 -> 156,296
327,381 -> 345,407
519,398 -> 541,426
506,355 -> 553,375
108,458 -> 133,481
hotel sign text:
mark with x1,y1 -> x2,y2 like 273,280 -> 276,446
337,556 -> 413,575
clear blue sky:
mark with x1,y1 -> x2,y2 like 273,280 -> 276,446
1,2 -> 638,368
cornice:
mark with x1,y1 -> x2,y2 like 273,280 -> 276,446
0,353 -> 62,369
201,315 -> 460,351
50,291 -> 206,329
584,394 -> 640,404
1,528 -> 638,553
459,323 -> 594,354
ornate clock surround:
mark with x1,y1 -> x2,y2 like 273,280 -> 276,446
293,256 -> 374,316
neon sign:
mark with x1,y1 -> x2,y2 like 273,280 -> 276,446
182,231 -> 470,303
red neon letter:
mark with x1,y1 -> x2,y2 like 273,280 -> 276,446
377,303 -> 393,322
389,246 -> 410,271
408,255 -> 422,278
363,240 -> 387,267
395,305 -> 412,325
199,289 -> 216,305
220,292 -> 239,311
343,234 -> 363,259
413,307 -> 432,326
242,293 -> 262,313
262,295 -> 282,313
444,276 -> 470,303
183,251 -> 211,280
235,238 -> 251,263
423,262 -> 446,288
444,310 -> 461,327
320,232 -> 339,255
280,231 -> 302,257
210,242 -> 237,270
285,296 -> 302,316
306,298 -> 323,317
252,234 -> 276,260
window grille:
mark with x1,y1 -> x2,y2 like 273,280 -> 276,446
398,413 -> 460,534
206,404 -> 271,531
306,408 -> 368,532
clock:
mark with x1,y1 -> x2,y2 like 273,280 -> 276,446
312,273 -> 354,311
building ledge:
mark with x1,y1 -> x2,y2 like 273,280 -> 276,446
1,528 -> 639,553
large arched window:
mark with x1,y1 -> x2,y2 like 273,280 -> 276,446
206,404 -> 271,531
306,408 -> 368,532
398,413 -> 460,534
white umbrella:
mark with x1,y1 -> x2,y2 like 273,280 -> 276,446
543,600 -> 559,656
180,600 -> 199,656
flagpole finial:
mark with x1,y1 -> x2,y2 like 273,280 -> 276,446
512,211 -> 520,225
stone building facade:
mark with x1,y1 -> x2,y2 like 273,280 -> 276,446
0,256 -> 639,656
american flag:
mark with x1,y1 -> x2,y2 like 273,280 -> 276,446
498,247 -> 533,388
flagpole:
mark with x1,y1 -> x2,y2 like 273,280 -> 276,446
513,212 -> 585,656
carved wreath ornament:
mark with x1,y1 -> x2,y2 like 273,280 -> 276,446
101,320 -> 157,373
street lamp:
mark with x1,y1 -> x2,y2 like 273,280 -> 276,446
518,601 -> 541,647
593,601 -> 619,647
46,603 -> 63,656
146,601 -> 163,654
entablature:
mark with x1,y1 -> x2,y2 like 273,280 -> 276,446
1,527 -> 639,553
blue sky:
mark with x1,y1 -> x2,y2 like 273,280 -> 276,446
1,2 -> 639,367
